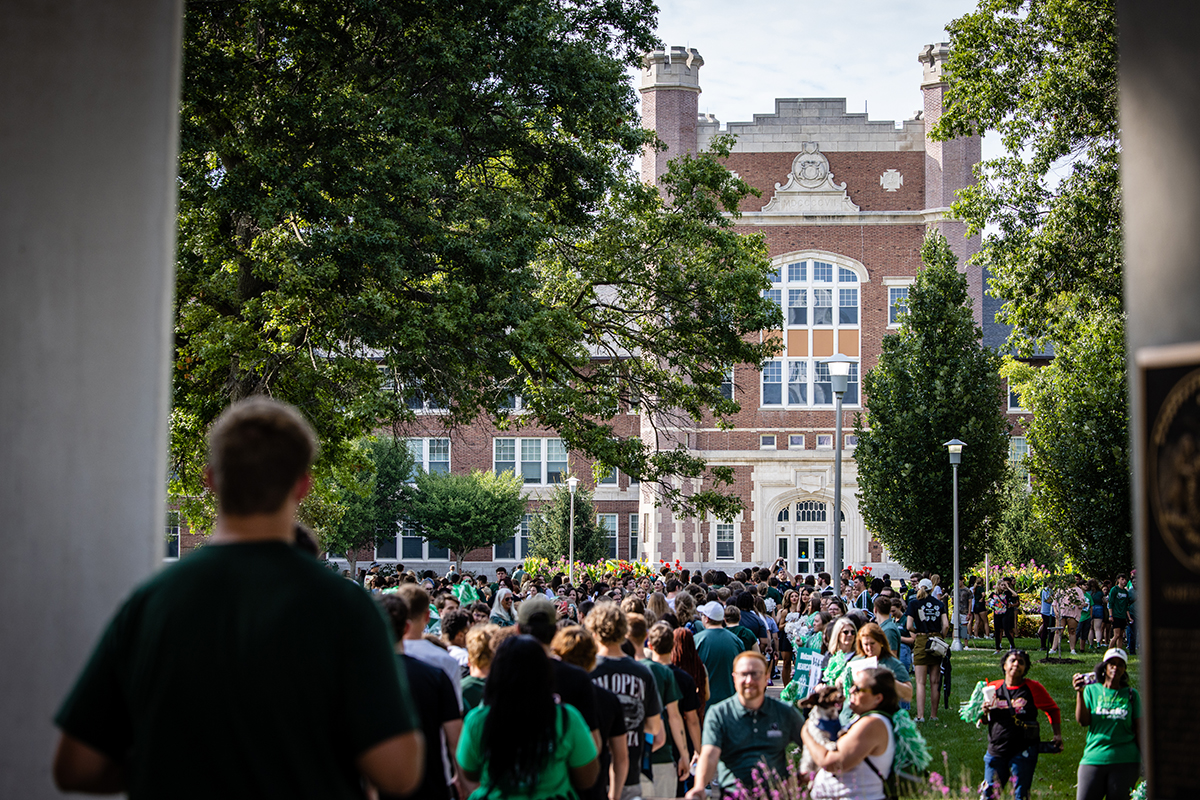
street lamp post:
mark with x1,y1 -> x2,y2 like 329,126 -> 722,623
826,354 -> 854,593
567,476 -> 579,586
944,439 -> 966,651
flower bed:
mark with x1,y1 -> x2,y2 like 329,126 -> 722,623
520,556 -> 656,583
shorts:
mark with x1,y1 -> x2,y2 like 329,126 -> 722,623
912,633 -> 943,666
1060,616 -> 1078,635
779,634 -> 794,654
1112,617 -> 1127,629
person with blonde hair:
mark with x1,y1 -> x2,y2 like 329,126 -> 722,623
586,603 -> 665,800
461,624 -> 499,711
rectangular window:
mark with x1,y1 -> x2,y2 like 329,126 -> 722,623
788,289 -> 807,325
400,519 -> 424,559
427,539 -> 449,560
720,367 -> 734,400
760,434 -> 777,449
838,288 -> 858,324
427,438 -> 450,474
762,360 -> 782,405
494,438 -> 515,476
546,439 -> 568,484
813,538 -> 826,574
813,262 -> 833,282
845,434 -> 859,448
1010,436 -> 1030,480
716,523 -> 735,560
764,288 -> 782,312
816,434 -> 833,449
812,289 -> 833,325
598,514 -> 618,559
838,267 -> 858,283
1008,383 -> 1027,412
814,361 -> 832,404
769,265 -> 783,283
787,360 -> 807,404
845,362 -> 860,405
888,286 -> 910,325
629,514 -> 639,561
796,537 -> 810,574
521,439 -> 542,483
375,522 -> 398,559
165,511 -> 180,559
789,434 -> 805,449
788,262 -> 806,282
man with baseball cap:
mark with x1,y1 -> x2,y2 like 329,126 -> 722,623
694,601 -> 745,704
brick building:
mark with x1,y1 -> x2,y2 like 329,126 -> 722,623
174,42 -> 1023,579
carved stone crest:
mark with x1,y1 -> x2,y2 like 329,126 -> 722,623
880,169 -> 904,192
762,142 -> 860,215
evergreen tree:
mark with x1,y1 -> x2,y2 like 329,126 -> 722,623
321,437 -> 415,576
854,233 -> 1010,574
992,468 -> 1063,571
528,481 -> 609,565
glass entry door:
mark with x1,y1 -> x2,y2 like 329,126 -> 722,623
776,500 -> 828,576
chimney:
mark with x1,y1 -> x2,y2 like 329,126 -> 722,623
640,46 -> 704,186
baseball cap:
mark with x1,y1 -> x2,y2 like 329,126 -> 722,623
918,578 -> 934,591
1102,647 -> 1129,664
699,601 -> 725,621
517,596 -> 556,626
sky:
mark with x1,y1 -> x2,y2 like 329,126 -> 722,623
641,0 -> 994,154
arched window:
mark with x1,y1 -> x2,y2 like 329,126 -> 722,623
777,506 -> 790,522
797,500 -> 827,522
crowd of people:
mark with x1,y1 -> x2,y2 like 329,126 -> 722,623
51,398 -> 1141,800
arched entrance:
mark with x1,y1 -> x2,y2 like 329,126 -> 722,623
771,497 -> 845,577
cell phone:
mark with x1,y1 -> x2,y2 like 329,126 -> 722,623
1038,740 -> 1063,754
1074,672 -> 1098,685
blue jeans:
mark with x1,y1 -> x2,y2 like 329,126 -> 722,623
982,748 -> 1038,800
899,642 -> 913,670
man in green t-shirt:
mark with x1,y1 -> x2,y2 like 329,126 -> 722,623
687,652 -> 803,798
52,398 -> 423,799
694,601 -> 745,705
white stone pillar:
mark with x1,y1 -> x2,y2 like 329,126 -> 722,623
0,2 -> 182,796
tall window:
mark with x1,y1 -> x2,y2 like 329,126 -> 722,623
495,514 -> 531,560
494,438 -> 568,484
165,511 -> 180,559
1008,382 -> 1027,412
386,518 -> 450,561
715,524 -> 735,560
629,514 -> 639,561
888,286 -> 910,325
1010,436 -> 1030,481
720,367 -> 734,400
762,256 -> 861,407
762,360 -> 783,405
598,514 -> 618,559
407,438 -> 450,474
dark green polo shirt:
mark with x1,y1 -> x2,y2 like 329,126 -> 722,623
701,695 -> 803,790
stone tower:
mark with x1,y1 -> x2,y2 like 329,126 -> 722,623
639,46 -> 704,185
919,42 -> 984,326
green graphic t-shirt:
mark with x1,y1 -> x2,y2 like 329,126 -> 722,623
1081,683 -> 1141,765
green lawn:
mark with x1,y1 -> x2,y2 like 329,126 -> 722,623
913,637 -> 1140,799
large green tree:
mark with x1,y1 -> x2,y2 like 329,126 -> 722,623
991,469 -> 1063,571
931,0 -> 1127,574
854,233 -> 1011,574
1003,318 -> 1130,575
170,0 -> 778,529
528,481 -> 609,565
403,469 -> 527,573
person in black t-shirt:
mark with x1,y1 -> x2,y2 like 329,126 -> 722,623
381,594 -> 462,800
554,625 -> 629,800
905,579 -> 949,722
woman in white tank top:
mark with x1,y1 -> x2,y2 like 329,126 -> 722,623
802,667 -> 898,800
